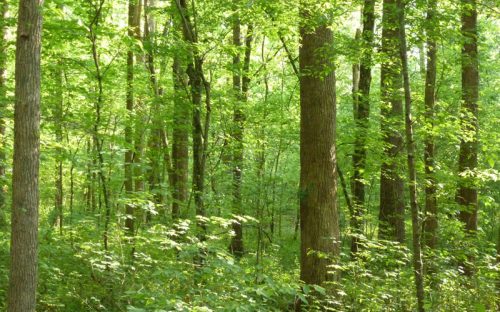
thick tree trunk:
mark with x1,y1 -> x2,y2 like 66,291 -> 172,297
351,0 -> 376,255
398,0 -> 425,309
299,7 -> 340,287
379,0 -> 405,243
456,0 -> 479,276
7,1 -> 43,311
0,0 -> 8,228
423,0 -> 438,250
125,0 -> 141,235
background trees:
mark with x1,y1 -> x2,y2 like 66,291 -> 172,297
0,0 -> 498,310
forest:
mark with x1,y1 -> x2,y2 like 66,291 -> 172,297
0,0 -> 498,311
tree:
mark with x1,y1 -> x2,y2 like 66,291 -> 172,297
423,0 -> 438,250
398,0 -> 425,309
456,0 -> 479,276
7,0 -> 43,311
0,0 -> 7,228
379,0 -> 405,243
299,3 -> 340,287
175,0 -> 211,241
229,1 -> 253,258
125,0 -> 141,236
351,0 -> 376,255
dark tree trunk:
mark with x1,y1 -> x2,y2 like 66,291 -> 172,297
423,0 -> 438,250
175,0 -> 210,242
125,0 -> 141,236
456,0 -> 479,276
398,0 -> 425,309
171,56 -> 189,220
7,1 -> 43,311
299,7 -> 340,287
0,0 -> 8,228
88,0 -> 111,251
379,0 -> 405,243
351,0 -> 376,255
229,5 -> 252,259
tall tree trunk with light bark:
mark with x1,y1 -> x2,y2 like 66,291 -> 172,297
7,1 -> 43,311
299,5 -> 340,288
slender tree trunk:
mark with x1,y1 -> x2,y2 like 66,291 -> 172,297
7,1 -> 43,311
0,0 -> 8,228
423,0 -> 438,250
229,6 -> 252,258
379,0 -> 405,243
299,5 -> 340,288
351,0 -> 376,255
172,56 -> 189,220
398,0 -> 425,309
175,0 -> 210,243
144,0 -> 166,213
456,0 -> 479,277
53,65 -> 64,235
88,0 -> 111,250
125,0 -> 141,236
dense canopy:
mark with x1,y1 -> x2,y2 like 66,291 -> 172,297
0,0 -> 498,311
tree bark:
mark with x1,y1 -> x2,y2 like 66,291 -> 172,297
398,0 -> 425,309
229,5 -> 252,259
175,0 -> 210,243
423,0 -> 438,250
0,0 -> 8,228
171,55 -> 189,220
351,0 -> 376,255
456,0 -> 479,276
379,0 -> 405,243
7,1 -> 43,311
125,0 -> 141,236
299,6 -> 340,288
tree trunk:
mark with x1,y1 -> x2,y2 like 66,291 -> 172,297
171,56 -> 189,220
7,1 -> 43,311
351,0 -> 376,255
144,0 -> 166,214
88,0 -> 111,250
175,0 -> 210,243
53,64 -> 64,235
125,0 -> 141,236
0,0 -> 8,228
379,0 -> 405,243
299,7 -> 340,288
423,0 -> 438,250
229,6 -> 252,259
398,0 -> 425,309
456,0 -> 479,276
